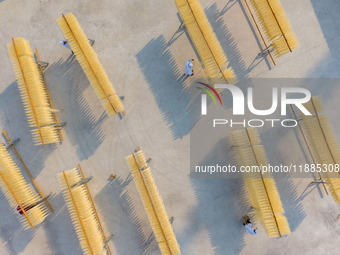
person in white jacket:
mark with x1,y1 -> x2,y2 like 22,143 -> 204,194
184,59 -> 194,76
243,215 -> 258,235
59,40 -> 74,54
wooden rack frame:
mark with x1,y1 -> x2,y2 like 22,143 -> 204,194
131,150 -> 173,255
11,38 -> 44,145
290,105 -> 329,195
0,170 -> 34,229
244,128 -> 282,237
35,48 -> 63,142
264,0 -> 292,52
77,164 -> 112,255
309,98 -> 338,165
61,14 -> 124,116
2,129 -> 54,212
242,0 -> 295,65
184,0 -> 231,84
243,0 -> 276,65
62,171 -> 94,255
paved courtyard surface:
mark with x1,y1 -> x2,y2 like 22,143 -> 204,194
0,0 -> 339,254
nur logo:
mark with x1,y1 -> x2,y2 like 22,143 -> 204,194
200,84 -> 312,116
197,82 -> 223,115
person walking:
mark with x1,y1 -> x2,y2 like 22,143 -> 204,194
184,59 -> 194,76
59,40 -> 74,54
243,215 -> 257,235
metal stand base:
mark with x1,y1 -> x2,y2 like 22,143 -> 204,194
258,44 -> 273,56
38,61 -> 49,70
311,178 -> 327,184
88,39 -> 95,46
3,138 -> 20,149
104,234 -> 113,244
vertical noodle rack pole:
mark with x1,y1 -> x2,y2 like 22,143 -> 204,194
245,128 -> 281,237
77,164 -> 112,255
35,48 -> 63,141
11,38 -> 44,145
62,171 -> 94,255
243,0 -> 276,65
131,152 -> 173,255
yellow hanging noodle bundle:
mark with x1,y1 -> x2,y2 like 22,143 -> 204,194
125,150 -> 181,255
7,37 -> 60,145
57,168 -> 106,255
0,144 -> 50,229
57,13 -> 124,116
174,0 -> 236,84
249,0 -> 299,57
229,128 -> 290,237
300,96 -> 340,203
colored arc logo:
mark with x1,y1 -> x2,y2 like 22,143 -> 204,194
197,82 -> 223,106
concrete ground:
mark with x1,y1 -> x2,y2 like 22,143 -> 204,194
0,0 -> 339,254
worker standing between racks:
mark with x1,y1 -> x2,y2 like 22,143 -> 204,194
59,40 -> 74,54
243,215 -> 258,235
59,38 -> 95,54
184,59 -> 194,76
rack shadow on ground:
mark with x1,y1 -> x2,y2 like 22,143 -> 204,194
94,176 -> 154,255
180,177 -> 247,255
310,0 -> 340,77
206,3 -> 252,83
179,139 -> 247,255
136,35 -> 200,140
43,192 -> 83,255
167,3 -> 254,114
0,194 -> 37,254
219,0 -> 238,16
44,55 -> 107,160
0,82 -> 57,188
260,126 -> 307,232
236,0 -> 272,70
0,83 -> 55,253
275,173 -> 307,232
